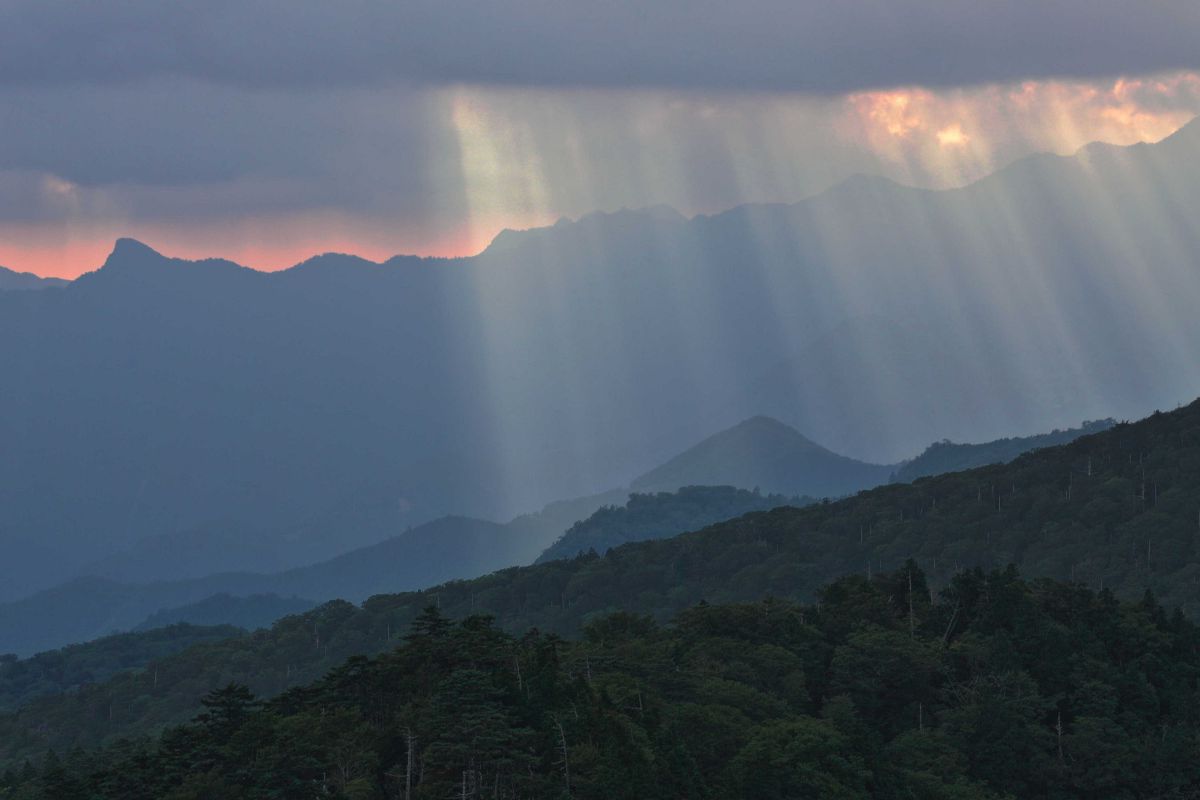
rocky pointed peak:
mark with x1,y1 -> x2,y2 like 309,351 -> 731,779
92,239 -> 174,280
106,238 -> 165,264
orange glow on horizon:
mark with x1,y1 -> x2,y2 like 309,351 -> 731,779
0,214 -> 556,280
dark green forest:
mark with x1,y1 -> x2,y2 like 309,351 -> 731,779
4,566 -> 1199,799
4,398 -> 1200,775
535,485 -> 804,563
0,625 -> 242,714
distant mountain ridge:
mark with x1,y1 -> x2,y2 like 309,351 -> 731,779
535,485 -> 807,564
892,418 -> 1116,482
0,493 -> 622,657
0,265 -> 66,290
3,120 -> 1200,600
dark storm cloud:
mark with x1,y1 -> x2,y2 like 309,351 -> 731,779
0,79 -> 448,195
2,1 -> 1198,93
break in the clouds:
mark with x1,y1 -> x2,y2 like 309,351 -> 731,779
3,2 -> 1200,277
3,1 -> 1200,92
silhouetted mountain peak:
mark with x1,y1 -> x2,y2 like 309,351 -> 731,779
93,238 -> 172,279
87,239 -> 256,287
289,252 -> 381,273
482,204 -> 688,256
108,238 -> 164,263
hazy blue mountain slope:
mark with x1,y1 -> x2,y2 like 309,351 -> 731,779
3,123 -> 1200,596
893,418 -> 1116,482
0,577 -> 259,658
0,491 -> 624,655
535,485 -> 807,563
631,416 -> 893,497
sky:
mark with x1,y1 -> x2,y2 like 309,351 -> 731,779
3,1 -> 1200,279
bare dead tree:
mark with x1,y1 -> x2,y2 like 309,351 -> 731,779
908,569 -> 915,638
406,729 -> 415,800
553,715 -> 571,799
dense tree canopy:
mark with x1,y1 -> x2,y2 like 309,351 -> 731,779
3,565 -> 1198,799
0,625 -> 242,714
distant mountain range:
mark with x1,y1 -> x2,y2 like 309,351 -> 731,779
3,120 -> 1200,601
0,492 -> 617,656
0,266 -> 66,291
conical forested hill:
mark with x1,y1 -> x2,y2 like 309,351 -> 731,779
4,397 -> 1200,764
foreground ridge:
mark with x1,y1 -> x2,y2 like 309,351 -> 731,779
4,566 -> 1198,798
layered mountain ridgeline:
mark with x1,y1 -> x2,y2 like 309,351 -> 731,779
6,567 -> 1200,799
630,416 -> 892,497
133,594 -> 316,633
536,485 -> 806,563
4,416 -> 1093,655
0,266 -> 66,291
0,625 -> 241,714
0,474 -> 815,659
5,397 -> 1200,763
893,419 -> 1116,483
0,482 -> 795,655
0,504 -> 620,657
5,122 -> 1200,599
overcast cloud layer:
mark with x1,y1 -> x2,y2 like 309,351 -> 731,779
3,1 -> 1199,92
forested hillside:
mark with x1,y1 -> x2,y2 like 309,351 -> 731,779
0,625 -> 242,714
2,397 -> 1199,764
4,566 -> 1199,799
893,420 -> 1116,482
535,485 -> 804,563
133,595 -> 315,633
